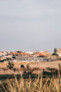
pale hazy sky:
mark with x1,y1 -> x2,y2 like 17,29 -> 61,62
0,0 -> 61,52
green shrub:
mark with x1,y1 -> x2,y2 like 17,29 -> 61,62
0,60 -> 4,62
21,64 -> 24,68
17,51 -> 22,53
6,58 -> 11,60
12,55 -> 16,59
52,53 -> 58,56
7,61 -> 14,69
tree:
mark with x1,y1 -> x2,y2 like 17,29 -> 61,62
21,64 -> 24,68
52,48 -> 58,56
54,48 -> 57,54
17,51 -> 22,53
7,61 -> 14,69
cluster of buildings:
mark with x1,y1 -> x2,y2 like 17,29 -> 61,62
0,48 -> 61,62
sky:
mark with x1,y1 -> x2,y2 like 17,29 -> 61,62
0,0 -> 61,52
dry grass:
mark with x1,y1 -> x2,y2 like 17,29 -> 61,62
0,60 -> 61,69
0,74 -> 61,92
0,62 -> 61,92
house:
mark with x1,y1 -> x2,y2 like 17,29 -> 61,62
0,51 -> 8,57
26,51 -> 34,55
57,48 -> 61,57
33,52 -> 46,57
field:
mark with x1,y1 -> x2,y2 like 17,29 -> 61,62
0,60 -> 61,68
0,60 -> 61,75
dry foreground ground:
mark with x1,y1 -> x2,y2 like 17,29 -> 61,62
0,61 -> 61,92
0,60 -> 61,75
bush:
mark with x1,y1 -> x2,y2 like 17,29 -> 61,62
0,60 -> 4,62
17,51 -> 22,53
52,53 -> 58,56
6,58 -> 11,60
12,55 -> 16,59
7,61 -> 14,69
26,64 -> 29,69
21,64 -> 24,68
13,68 -> 16,72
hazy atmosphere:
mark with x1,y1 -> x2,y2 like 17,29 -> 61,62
0,0 -> 61,52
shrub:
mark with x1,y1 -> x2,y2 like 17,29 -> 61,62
26,64 -> 29,69
17,51 -> 22,53
13,68 -> 16,72
12,55 -> 16,59
52,53 -> 58,56
7,61 -> 14,69
6,58 -> 11,60
21,64 -> 24,68
0,60 -> 4,62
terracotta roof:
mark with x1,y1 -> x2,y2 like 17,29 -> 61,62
20,52 -> 31,56
34,52 -> 46,57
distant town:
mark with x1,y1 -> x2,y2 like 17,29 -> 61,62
0,48 -> 61,91
0,48 -> 61,62
0,48 -> 61,76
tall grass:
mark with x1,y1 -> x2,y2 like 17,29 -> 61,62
0,74 -> 61,92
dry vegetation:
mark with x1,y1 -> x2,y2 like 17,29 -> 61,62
0,63 -> 61,92
0,61 -> 61,92
0,73 -> 61,92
